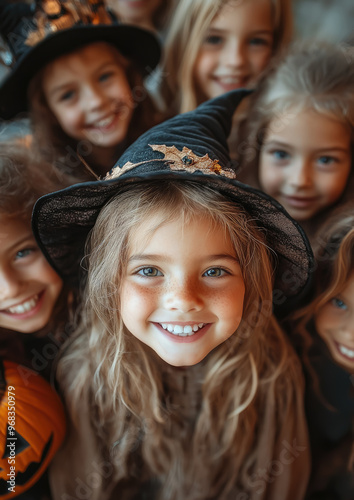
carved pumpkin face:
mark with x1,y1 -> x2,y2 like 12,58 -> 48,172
0,359 -> 66,498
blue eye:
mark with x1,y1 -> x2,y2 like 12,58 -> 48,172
60,89 -> 75,101
204,35 -> 223,46
203,267 -> 227,277
271,150 -> 290,160
15,248 -> 35,260
331,297 -> 347,310
99,72 -> 113,83
318,156 -> 336,166
249,37 -> 269,46
137,267 -> 163,277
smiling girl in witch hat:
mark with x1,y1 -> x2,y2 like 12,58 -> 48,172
32,89 -> 313,500
0,0 -> 161,180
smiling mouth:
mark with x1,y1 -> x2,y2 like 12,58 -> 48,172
158,323 -> 207,337
282,195 -> 318,208
88,113 -> 117,129
335,341 -> 354,359
1,293 -> 42,315
214,75 -> 248,87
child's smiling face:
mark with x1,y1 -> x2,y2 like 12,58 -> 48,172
315,273 -> 354,373
194,0 -> 273,101
42,42 -> 133,151
259,108 -> 352,221
0,215 -> 63,333
120,215 -> 245,366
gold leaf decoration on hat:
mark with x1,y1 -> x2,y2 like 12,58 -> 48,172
104,161 -> 146,180
150,144 -> 236,179
105,144 -> 237,181
25,0 -> 112,47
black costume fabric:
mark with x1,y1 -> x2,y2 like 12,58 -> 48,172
305,334 -> 354,500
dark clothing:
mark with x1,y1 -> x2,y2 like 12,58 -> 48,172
305,335 -> 354,499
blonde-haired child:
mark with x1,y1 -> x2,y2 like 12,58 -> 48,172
290,204 -> 354,499
0,0 -> 161,180
237,41 -> 353,245
33,90 -> 311,500
160,0 -> 292,115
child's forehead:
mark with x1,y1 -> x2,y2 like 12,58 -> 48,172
45,41 -> 123,71
265,95 -> 352,131
127,211 -> 227,250
265,105 -> 352,139
0,214 -> 31,243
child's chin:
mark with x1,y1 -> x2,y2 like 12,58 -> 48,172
157,351 -> 208,368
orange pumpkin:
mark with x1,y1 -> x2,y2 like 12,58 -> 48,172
0,359 -> 66,498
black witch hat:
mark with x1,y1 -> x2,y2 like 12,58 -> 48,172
0,0 -> 161,119
32,89 -> 313,312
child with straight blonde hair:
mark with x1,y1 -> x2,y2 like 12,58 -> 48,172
236,41 -> 353,245
290,204 -> 354,499
159,0 -> 292,115
33,90 -> 312,500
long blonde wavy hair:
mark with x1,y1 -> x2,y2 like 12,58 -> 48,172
58,179 -> 299,499
160,0 -> 292,115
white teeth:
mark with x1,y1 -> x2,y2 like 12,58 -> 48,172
338,344 -> 354,358
217,76 -> 245,85
7,295 -> 39,314
94,115 -> 115,128
159,323 -> 206,336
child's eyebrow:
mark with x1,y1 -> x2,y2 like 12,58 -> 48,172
263,140 -> 293,149
0,233 -> 34,251
49,62 -> 117,96
207,27 -> 273,35
264,139 -> 350,154
128,254 -> 239,263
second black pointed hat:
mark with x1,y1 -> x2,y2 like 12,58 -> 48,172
32,89 -> 313,308
0,0 -> 161,119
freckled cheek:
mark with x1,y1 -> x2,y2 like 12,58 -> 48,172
210,284 -> 245,322
121,282 -> 160,317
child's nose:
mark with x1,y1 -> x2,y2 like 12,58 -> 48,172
163,278 -> 204,313
222,40 -> 246,68
0,267 -> 21,301
83,84 -> 106,110
289,160 -> 313,188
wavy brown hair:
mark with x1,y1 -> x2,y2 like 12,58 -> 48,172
0,140 -> 75,337
290,204 -> 354,471
57,179 -> 302,499
292,204 -> 354,341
